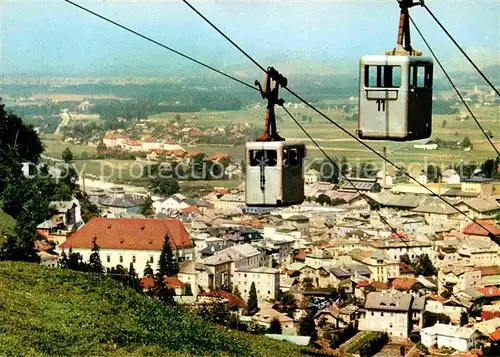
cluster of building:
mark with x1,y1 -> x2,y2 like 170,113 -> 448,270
32,163 -> 500,353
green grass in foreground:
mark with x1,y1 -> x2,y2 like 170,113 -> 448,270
0,262 -> 313,357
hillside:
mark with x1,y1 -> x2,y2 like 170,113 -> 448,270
0,262 -> 313,357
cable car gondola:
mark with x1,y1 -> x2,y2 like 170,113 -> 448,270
245,67 -> 306,207
357,0 -> 433,141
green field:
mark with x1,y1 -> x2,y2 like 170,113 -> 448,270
0,261 -> 314,357
149,105 -> 500,167
41,134 -> 97,159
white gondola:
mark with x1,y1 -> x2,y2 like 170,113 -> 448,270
245,141 -> 306,207
357,55 -> 433,141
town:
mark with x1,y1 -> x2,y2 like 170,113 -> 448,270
28,142 -> 500,356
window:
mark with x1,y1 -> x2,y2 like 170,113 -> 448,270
410,65 -> 432,89
107,255 -> 110,263
268,290 -> 271,295
381,312 -> 384,316
371,312 -> 374,316
249,150 -> 277,167
132,256 -> 136,263
365,65 -> 402,88
150,256 -> 154,263
119,256 -> 123,263
282,147 -> 304,167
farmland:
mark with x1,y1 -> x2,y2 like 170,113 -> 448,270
40,103 -> 499,188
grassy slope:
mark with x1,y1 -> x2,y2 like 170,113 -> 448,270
0,262 -> 310,357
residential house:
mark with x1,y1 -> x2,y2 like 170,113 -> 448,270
146,149 -> 166,161
442,169 -> 461,184
154,194 -> 189,214
339,177 -> 381,193
200,244 -> 263,291
421,323 -> 480,352
359,291 -> 425,338
455,198 -> 500,219
425,295 -> 468,324
197,291 -> 247,311
139,275 -> 188,296
461,177 -> 494,197
97,194 -> 146,216
233,266 -> 279,302
252,308 -> 295,332
411,197 -> 464,227
350,249 -> 400,282
57,218 -> 195,276
305,169 -> 321,184
462,220 -> 500,240
437,265 -> 482,295
375,239 -> 434,263
436,239 -> 499,267
141,136 -> 163,152
304,250 -> 334,269
214,194 -> 245,210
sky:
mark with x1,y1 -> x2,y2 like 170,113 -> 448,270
1,0 -> 499,77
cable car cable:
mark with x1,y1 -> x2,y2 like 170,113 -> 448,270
64,0 -> 498,238
282,106 -> 469,308
410,16 -> 500,158
181,0 -> 499,238
422,4 -> 500,97
181,0 -> 268,74
64,0 -> 259,93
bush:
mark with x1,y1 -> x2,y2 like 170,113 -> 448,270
409,332 -> 421,343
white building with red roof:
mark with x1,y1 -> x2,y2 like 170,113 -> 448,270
58,217 -> 194,276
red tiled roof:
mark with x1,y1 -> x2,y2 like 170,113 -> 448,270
490,329 -> 500,342
208,153 -> 229,161
181,206 -> 199,214
124,140 -> 141,146
185,152 -> 204,158
199,291 -> 247,308
476,265 -> 500,277
391,277 -> 419,291
59,218 -> 193,250
148,149 -> 165,155
476,286 -> 500,298
463,219 -> 500,237
294,249 -> 310,261
139,276 -> 187,290
165,277 -> 187,289
355,280 -> 388,290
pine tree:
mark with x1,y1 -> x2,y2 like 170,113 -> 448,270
88,237 -> 103,273
129,262 -> 140,291
140,195 -> 155,217
59,251 -> 68,269
298,313 -> 318,343
144,262 -> 154,276
154,235 -> 178,305
156,235 -> 179,279
247,282 -> 258,315
269,318 -> 283,334
233,286 -> 242,299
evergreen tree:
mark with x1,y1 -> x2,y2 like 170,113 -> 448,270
156,235 -> 179,279
247,282 -> 258,315
140,195 -> 155,217
298,313 -> 318,343
62,147 -> 73,163
460,311 -> 469,326
233,286 -> 242,299
144,262 -> 154,276
128,262 -> 140,291
59,251 -> 68,269
269,318 -> 283,334
154,236 -> 178,305
88,237 -> 103,273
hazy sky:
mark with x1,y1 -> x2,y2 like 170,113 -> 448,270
2,0 -> 499,77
